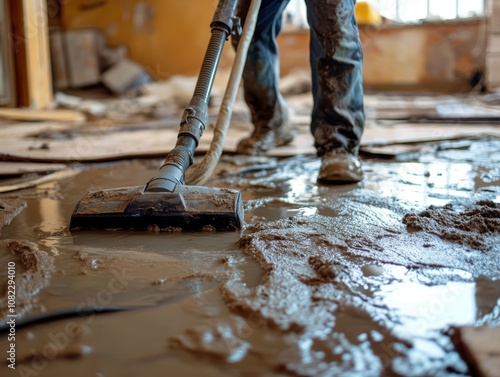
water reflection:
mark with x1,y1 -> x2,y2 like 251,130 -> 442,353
365,161 -> 478,208
378,281 -> 476,337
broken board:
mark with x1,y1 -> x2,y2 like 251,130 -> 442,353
1,119 -> 500,165
0,162 -> 70,176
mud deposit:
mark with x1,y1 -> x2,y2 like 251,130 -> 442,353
0,139 -> 499,376
0,200 -> 26,237
0,240 -> 55,321
403,201 -> 500,251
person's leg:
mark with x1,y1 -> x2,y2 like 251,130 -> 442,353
232,0 -> 293,155
306,0 -> 365,182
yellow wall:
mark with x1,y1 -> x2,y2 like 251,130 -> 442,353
62,0 -> 233,79
62,2 -> 486,92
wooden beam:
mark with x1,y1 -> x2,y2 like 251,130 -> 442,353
0,108 -> 85,122
0,0 -> 16,106
8,0 -> 53,109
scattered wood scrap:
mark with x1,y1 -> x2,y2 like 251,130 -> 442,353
0,108 -> 86,122
0,118 -> 500,162
0,170 -> 80,193
0,162 -> 69,176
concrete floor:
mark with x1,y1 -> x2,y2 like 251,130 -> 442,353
0,137 -> 499,376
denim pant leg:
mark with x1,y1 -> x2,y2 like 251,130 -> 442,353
306,0 -> 365,156
232,0 -> 290,131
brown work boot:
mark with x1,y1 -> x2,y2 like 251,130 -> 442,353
317,149 -> 364,184
237,90 -> 294,155
236,123 -> 294,155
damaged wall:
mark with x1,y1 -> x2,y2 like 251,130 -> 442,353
61,0 -> 225,79
62,1 -> 486,93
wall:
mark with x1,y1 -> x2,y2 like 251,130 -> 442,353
62,2 -> 486,93
0,0 -> 15,106
359,18 -> 487,92
60,0 -> 307,80
278,18 -> 487,93
62,0 -> 232,79
486,0 -> 500,88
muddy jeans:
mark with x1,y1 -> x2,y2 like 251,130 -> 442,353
232,0 -> 365,156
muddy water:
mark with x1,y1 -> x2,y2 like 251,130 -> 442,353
0,140 -> 499,376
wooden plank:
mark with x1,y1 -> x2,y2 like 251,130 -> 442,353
0,162 -> 68,176
23,0 -> 53,108
1,119 -> 500,162
0,108 -> 85,122
0,170 -> 79,193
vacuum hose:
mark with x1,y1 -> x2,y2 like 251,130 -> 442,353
145,0 -> 239,193
186,0 -> 262,186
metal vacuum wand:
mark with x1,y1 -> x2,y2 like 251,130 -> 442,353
146,0 -> 240,193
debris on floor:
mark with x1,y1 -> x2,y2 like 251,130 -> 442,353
101,59 -> 154,95
50,28 -> 149,93
0,134 -> 498,375
1,91 -> 500,166
403,201 -> 500,251
0,76 -> 499,375
0,170 -> 80,194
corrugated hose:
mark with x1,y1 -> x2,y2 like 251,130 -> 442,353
185,0 -> 262,185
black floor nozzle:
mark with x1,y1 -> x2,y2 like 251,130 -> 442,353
70,184 -> 244,232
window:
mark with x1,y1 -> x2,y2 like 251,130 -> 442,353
282,0 -> 485,30
457,0 -> 485,17
398,0 -> 428,22
371,0 -> 485,22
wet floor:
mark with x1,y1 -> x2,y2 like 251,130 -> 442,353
0,139 -> 499,376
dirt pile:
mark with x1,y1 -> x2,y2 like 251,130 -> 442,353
0,240 -> 55,320
403,201 -> 500,251
0,199 -> 27,236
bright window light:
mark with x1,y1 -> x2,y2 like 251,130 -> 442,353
282,0 -> 485,28
429,0 -> 458,20
457,0 -> 485,18
399,0 -> 427,21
